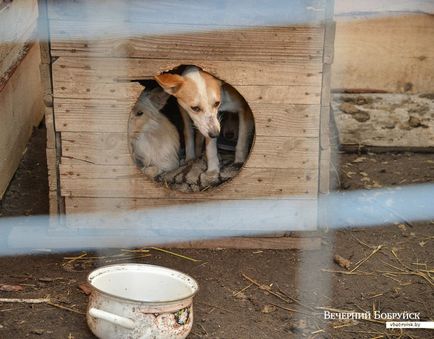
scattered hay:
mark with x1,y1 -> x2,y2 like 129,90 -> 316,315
153,153 -> 239,193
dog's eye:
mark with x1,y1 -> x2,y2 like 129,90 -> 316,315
214,101 -> 220,108
191,106 -> 201,112
136,111 -> 144,116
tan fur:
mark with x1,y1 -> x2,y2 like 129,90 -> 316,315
154,73 -> 184,94
174,80 -> 200,106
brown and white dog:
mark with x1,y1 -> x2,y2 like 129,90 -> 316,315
155,66 -> 254,179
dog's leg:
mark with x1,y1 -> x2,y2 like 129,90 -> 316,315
235,108 -> 254,164
205,137 -> 220,173
195,132 -> 205,156
199,137 -> 220,186
180,107 -> 195,161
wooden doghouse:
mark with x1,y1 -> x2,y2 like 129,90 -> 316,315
40,0 -> 335,249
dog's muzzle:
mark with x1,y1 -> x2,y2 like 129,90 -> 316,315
208,130 -> 219,138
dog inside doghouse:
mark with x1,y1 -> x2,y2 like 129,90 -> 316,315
128,65 -> 255,193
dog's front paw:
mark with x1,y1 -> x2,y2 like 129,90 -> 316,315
199,170 -> 220,187
232,161 -> 244,169
185,160 -> 206,185
142,166 -> 161,179
220,165 -> 240,181
234,150 -> 248,165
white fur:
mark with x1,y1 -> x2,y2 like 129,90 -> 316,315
179,67 -> 221,139
184,67 -> 208,101
129,88 -> 180,177
205,137 -> 219,173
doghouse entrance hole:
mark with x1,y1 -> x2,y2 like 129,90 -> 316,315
128,65 -> 255,193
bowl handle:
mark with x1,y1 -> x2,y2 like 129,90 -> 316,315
89,307 -> 136,330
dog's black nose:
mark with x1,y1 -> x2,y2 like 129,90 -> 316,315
208,131 -> 219,138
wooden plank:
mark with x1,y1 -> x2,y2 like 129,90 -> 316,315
64,197 -> 318,232
52,57 -> 324,86
335,0 -> 434,17
38,0 -> 52,64
332,93 -> 434,148
45,107 -> 59,214
0,0 -> 38,77
45,107 -> 55,149
0,44 -> 44,198
332,14 -> 434,93
247,137 -> 319,169
318,14 -> 333,196
171,237 -> 321,250
47,0 -> 327,25
54,81 -> 321,105
321,63 -> 332,107
46,148 -> 58,215
50,21 -> 324,61
323,22 -> 335,65
319,147 -> 331,194
8,226 -> 321,250
51,57 -> 322,104
65,197 -> 201,213
59,164 -> 318,199
54,99 -> 320,137
320,22 -> 334,108
39,63 -> 53,107
46,148 -> 57,191
54,80 -> 144,102
60,132 -> 132,165
320,105 -> 331,150
0,22 -> 37,81
60,131 -> 319,169
64,197 -> 318,215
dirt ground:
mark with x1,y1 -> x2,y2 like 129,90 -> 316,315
0,127 -> 433,338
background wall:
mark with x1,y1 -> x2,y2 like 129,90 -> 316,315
332,0 -> 434,93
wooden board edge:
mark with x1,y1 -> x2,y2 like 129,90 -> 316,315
0,44 -> 44,199
168,236 -> 321,250
339,144 -> 434,154
0,42 -> 35,92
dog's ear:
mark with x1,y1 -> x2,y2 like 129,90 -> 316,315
149,88 -> 170,110
154,73 -> 184,95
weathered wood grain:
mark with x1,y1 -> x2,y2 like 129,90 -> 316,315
51,57 -> 322,104
54,81 -> 321,105
335,0 -> 434,17
50,21 -> 324,61
319,147 -> 331,194
0,0 -> 38,78
8,226 -> 322,250
54,99 -> 320,137
332,15 -> 434,93
47,0 -> 328,26
46,148 -> 58,215
59,164 -> 318,199
0,44 -> 44,198
171,237 -> 321,250
60,131 -> 319,169
65,197 -> 318,232
64,197 -> 318,232
62,194 -> 319,236
52,57 -> 323,86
